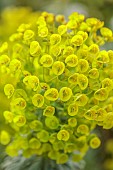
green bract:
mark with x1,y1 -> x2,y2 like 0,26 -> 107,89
0,130 -> 11,145
32,94 -> 44,107
11,97 -> 26,110
23,75 -> 39,91
65,54 -> 78,67
40,54 -> 53,67
43,106 -> 55,116
45,116 -> 59,129
30,41 -> 41,57
68,103 -> 78,116
89,136 -> 101,149
52,61 -> 65,75
29,120 -> 43,131
13,115 -> 26,127
50,34 -> 61,45
38,26 -> 48,38
77,74 -> 88,90
0,54 -> 10,66
3,111 -> 14,123
1,10 -> 113,165
57,130 -> 70,141
29,138 -> 41,149
9,59 -> 21,74
44,88 -> 59,101
59,87 -> 72,102
4,84 -> 15,98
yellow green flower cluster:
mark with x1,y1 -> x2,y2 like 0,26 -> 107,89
0,11 -> 113,164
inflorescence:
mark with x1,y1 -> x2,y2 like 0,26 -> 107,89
0,11 -> 113,164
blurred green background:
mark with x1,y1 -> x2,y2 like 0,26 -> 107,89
0,0 -> 113,26
0,0 -> 113,170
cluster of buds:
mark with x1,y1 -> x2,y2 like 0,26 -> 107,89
0,11 -> 113,164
